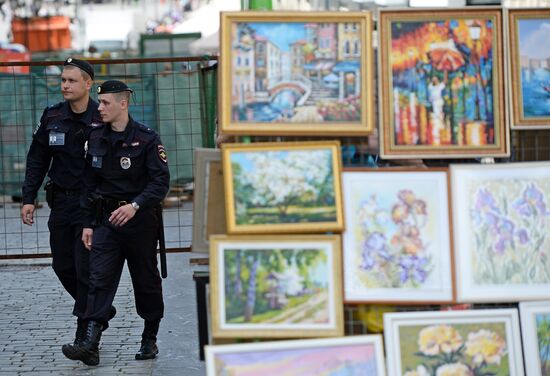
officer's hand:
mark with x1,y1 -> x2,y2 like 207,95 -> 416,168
82,228 -> 93,250
109,204 -> 137,227
21,204 -> 35,226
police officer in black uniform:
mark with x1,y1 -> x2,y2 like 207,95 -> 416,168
21,58 -> 115,353
62,80 -> 169,366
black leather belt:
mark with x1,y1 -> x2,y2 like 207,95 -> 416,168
102,198 -> 129,213
53,184 -> 81,196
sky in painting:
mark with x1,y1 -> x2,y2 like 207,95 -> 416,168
247,22 -> 307,52
518,19 -> 550,60
214,343 -> 376,372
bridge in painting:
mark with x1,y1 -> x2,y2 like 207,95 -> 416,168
267,74 -> 312,105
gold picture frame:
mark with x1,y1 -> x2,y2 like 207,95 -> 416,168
508,8 -> 550,129
219,11 -> 375,136
378,8 -> 509,158
209,234 -> 344,339
221,140 -> 344,235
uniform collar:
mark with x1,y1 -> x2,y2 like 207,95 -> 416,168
60,98 -> 99,124
102,115 -> 137,146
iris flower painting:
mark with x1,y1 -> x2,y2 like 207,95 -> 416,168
342,170 -> 453,303
452,162 -> 550,302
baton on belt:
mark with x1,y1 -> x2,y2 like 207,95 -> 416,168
156,204 -> 168,278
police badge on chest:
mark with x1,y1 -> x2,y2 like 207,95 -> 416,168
49,132 -> 65,146
120,157 -> 131,169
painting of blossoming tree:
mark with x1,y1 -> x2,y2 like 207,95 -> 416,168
451,162 -> 550,302
222,141 -> 343,234
384,309 -> 524,376
342,169 -> 453,303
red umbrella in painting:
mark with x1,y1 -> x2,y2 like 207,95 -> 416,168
429,39 -> 465,79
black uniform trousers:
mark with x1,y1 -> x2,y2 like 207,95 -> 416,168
84,207 -> 164,324
47,190 -> 89,317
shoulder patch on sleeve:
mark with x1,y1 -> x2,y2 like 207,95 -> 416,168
157,145 -> 167,164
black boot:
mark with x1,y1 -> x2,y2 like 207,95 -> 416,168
61,318 -> 87,359
101,306 -> 117,332
62,320 -> 103,366
135,319 -> 160,360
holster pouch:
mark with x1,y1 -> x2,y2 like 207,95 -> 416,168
89,193 -> 104,225
44,181 -> 54,208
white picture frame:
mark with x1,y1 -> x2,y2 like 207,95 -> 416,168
451,161 -> 550,302
519,300 -> 550,376
205,335 -> 386,375
384,309 -> 524,376
342,168 -> 454,304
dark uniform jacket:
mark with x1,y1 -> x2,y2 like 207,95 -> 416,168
82,116 -> 170,228
22,99 -> 102,205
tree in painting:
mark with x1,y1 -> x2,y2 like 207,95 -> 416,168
223,247 -> 329,324
232,149 -> 336,224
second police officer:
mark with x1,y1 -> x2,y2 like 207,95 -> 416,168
62,80 -> 170,366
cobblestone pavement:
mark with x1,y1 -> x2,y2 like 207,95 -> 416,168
0,253 -> 206,375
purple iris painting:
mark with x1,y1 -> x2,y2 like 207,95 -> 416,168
342,170 -> 453,303
470,181 -> 550,285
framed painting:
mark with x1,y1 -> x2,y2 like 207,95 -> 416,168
205,335 -> 386,375
192,148 -> 226,253
221,141 -> 344,235
342,168 -> 454,304
519,301 -> 550,376
384,309 -> 525,376
209,234 -> 344,338
378,8 -> 509,158
451,162 -> 550,302
508,8 -> 550,129
219,11 -> 375,135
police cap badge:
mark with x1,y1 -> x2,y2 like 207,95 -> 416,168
64,57 -> 94,80
97,80 -> 134,95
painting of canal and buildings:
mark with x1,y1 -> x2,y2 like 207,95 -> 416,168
380,10 -> 507,158
221,13 -> 374,135
518,18 -> 550,119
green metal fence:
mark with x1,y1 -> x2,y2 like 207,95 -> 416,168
0,57 -> 218,257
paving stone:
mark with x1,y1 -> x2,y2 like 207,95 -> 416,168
0,253 -> 205,375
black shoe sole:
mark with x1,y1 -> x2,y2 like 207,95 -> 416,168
135,350 -> 159,360
61,344 -> 79,360
62,345 -> 99,366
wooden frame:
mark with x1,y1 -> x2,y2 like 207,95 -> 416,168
192,148 -> 226,253
342,168 -> 454,304
519,301 -> 550,376
219,11 -> 375,135
209,234 -> 344,339
222,141 -> 344,235
384,309 -> 525,376
507,8 -> 550,129
205,335 -> 386,375
451,161 -> 550,302
378,8 -> 509,158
